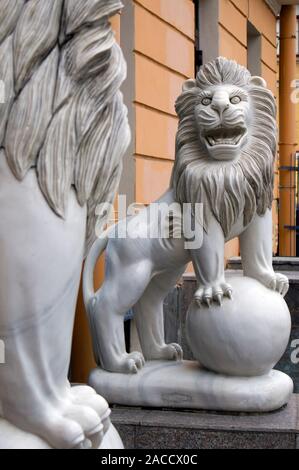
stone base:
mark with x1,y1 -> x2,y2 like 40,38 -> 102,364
0,420 -> 124,449
111,394 -> 299,449
89,360 -> 293,413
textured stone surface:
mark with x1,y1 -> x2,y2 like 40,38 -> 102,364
115,425 -> 136,450
112,394 -> 299,432
135,427 -> 201,450
111,394 -> 299,449
199,431 -> 296,449
117,426 -> 296,450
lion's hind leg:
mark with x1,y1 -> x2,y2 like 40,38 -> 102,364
134,268 -> 186,361
90,248 -> 153,374
0,157 -> 106,449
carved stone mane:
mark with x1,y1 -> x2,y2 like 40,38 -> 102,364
171,57 -> 277,237
0,0 -> 130,250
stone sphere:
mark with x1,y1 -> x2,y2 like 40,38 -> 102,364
186,276 -> 291,377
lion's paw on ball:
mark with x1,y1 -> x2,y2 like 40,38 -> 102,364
186,276 -> 291,377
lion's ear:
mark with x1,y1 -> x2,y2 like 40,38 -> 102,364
182,79 -> 197,92
250,76 -> 267,88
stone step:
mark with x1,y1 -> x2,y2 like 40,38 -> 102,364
111,394 -> 299,449
227,256 -> 299,272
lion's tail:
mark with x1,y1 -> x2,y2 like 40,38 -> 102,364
83,231 -> 109,312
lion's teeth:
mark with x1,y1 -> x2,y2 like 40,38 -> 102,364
206,136 -> 215,146
206,131 -> 244,147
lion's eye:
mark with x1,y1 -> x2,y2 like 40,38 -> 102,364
201,97 -> 212,106
230,96 -> 241,104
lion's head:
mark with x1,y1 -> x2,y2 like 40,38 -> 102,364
171,57 -> 277,238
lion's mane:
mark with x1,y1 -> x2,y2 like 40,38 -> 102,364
0,0 -> 130,251
171,57 -> 277,237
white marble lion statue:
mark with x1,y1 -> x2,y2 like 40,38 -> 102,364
83,57 -> 289,375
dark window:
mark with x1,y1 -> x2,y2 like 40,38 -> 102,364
194,0 -> 202,74
247,21 -> 262,76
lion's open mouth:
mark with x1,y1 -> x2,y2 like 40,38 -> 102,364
204,127 -> 246,147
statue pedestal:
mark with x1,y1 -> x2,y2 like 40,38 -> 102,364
89,361 -> 293,413
111,394 -> 299,449
0,420 -> 124,449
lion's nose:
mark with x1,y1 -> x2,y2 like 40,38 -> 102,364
211,100 -> 230,117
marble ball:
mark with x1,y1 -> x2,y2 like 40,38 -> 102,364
186,275 -> 291,377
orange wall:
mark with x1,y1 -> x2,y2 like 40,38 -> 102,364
219,0 -> 277,90
134,0 -> 195,204
218,0 -> 278,255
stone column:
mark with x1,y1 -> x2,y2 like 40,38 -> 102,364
279,5 -> 297,256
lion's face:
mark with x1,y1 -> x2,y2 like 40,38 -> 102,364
172,57 -> 277,237
194,84 -> 251,161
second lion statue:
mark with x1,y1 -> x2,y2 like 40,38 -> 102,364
83,57 -> 289,374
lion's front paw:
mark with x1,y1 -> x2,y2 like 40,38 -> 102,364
194,282 -> 233,307
266,272 -> 289,297
249,271 -> 289,297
